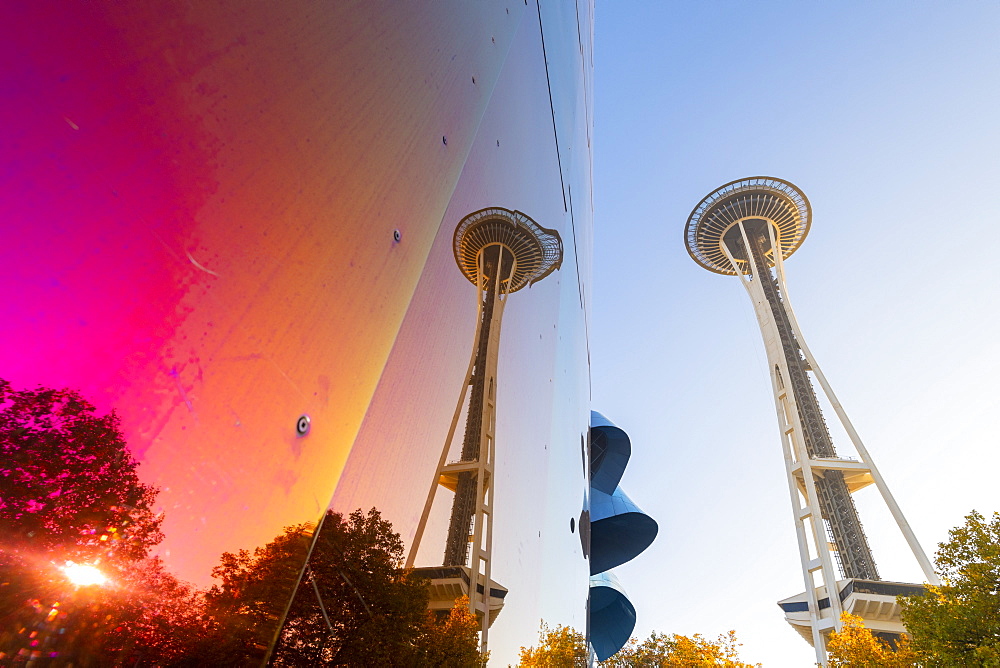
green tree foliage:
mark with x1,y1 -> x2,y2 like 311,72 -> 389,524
519,625 -> 759,667
900,510 -> 1000,666
0,379 -> 162,562
827,612 -> 918,667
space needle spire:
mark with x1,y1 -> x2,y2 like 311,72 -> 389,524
684,177 -> 938,663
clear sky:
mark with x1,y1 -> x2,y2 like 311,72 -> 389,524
591,3 -> 1000,665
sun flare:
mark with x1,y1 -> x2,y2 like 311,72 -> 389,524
62,562 -> 108,586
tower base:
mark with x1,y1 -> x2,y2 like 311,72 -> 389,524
412,566 -> 508,628
778,579 -> 925,645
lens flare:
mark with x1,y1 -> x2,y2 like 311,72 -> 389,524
61,563 -> 108,586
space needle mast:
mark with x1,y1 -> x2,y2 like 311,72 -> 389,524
684,177 -> 938,663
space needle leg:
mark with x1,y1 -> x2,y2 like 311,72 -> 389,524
769,231 -> 939,586
406,285 -> 484,569
723,234 -> 832,662
744,223 -> 844,645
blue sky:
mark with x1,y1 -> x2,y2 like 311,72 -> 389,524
591,3 -> 1000,664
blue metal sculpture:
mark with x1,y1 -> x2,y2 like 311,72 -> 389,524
589,571 -> 636,662
587,411 -> 657,660
589,411 -> 630,495
589,486 -> 658,576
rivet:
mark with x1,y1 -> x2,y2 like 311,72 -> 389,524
393,229 -> 402,242
296,414 -> 311,436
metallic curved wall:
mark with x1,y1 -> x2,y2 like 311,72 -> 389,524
3,0 -> 593,663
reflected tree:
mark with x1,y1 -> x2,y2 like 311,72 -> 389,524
270,508 -> 429,665
0,378 -> 483,664
0,379 -> 162,561
0,556 -> 207,665
201,508 -> 485,666
0,379 -> 200,664
412,595 -> 487,667
604,631 -> 760,667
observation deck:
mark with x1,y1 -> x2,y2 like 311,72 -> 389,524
412,566 -> 508,628
779,579 -> 924,645
454,207 -> 562,292
684,176 -> 811,275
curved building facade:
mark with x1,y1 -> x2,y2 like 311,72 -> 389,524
2,1 -> 596,664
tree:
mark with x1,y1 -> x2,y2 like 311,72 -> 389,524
95,557 -> 209,664
202,507 -> 485,666
827,612 -> 918,667
196,521 -> 314,665
519,623 -> 589,667
7,556 -> 210,666
0,531 -> 205,664
0,379 -> 163,562
519,625 -> 759,667
271,508 -> 432,665
0,379 -> 180,663
413,595 -> 488,667
606,630 -> 760,667
0,382 -> 488,666
900,510 -> 1000,666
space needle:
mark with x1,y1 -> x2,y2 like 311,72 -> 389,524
408,207 -> 562,652
684,177 -> 938,663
